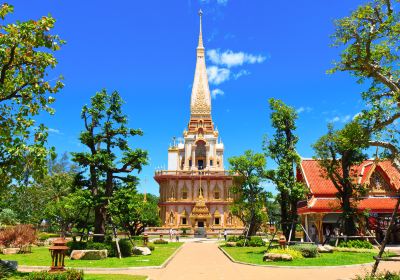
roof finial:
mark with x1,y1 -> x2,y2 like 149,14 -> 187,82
198,9 -> 204,49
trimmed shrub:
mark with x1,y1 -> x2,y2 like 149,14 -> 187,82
234,237 -> 265,247
66,241 -> 86,254
38,233 -> 59,241
235,239 -> 245,247
354,271 -> 400,280
26,269 -> 83,280
153,239 -> 168,244
66,241 -> 112,255
115,239 -> 133,257
268,248 -> 304,260
227,236 -> 245,242
338,239 -> 373,249
291,244 -> 318,258
147,243 -> 155,251
248,237 -> 266,247
131,236 -> 142,241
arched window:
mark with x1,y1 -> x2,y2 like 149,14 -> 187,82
213,185 -> 221,200
181,184 -> 188,200
169,186 -> 175,200
227,212 -> 233,225
169,211 -> 175,225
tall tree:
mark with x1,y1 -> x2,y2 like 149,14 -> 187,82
264,98 -> 305,239
0,153 -> 77,226
313,122 -> 369,236
109,188 -> 160,237
228,150 -> 271,236
72,90 -> 148,242
330,0 -> 400,273
0,4 -> 64,187
330,0 -> 400,162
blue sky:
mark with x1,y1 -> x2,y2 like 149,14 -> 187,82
13,0 -> 369,195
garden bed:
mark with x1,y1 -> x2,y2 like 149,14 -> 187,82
220,245 -> 386,267
8,273 -> 147,280
1,242 -> 183,268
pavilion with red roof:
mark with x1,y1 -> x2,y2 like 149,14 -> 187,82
297,159 -> 400,243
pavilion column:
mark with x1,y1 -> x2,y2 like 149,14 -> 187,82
305,214 -> 309,242
313,214 -> 324,243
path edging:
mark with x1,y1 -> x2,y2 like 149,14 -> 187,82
218,246 -> 375,269
19,243 -> 185,272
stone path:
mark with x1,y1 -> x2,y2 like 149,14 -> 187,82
76,242 -> 400,280
19,242 -> 400,280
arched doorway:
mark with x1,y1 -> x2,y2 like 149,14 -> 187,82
195,140 -> 206,170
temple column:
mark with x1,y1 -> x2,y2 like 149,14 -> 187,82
192,145 -> 196,170
206,145 -> 210,169
184,144 -> 190,170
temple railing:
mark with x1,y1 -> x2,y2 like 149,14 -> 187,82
154,170 -> 232,176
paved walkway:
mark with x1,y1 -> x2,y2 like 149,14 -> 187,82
76,242 -> 400,280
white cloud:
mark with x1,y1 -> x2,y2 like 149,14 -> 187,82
48,128 -> 62,135
211,88 -> 224,99
297,107 -> 313,114
207,49 -> 266,68
207,66 -> 230,85
328,115 -> 351,123
233,69 -> 250,80
200,0 -> 228,5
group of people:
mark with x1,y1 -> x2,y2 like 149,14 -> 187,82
168,228 -> 229,241
309,224 -> 340,243
169,228 -> 180,242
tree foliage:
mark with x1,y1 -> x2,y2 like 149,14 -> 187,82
109,188 -> 160,236
0,4 -> 64,187
228,150 -> 271,236
264,98 -> 305,239
72,90 -> 148,242
330,0 -> 400,162
313,122 -> 370,235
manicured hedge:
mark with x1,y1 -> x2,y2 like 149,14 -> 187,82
291,244 -> 318,258
153,239 -> 168,244
338,239 -> 373,249
26,269 -> 83,280
355,271 -> 400,280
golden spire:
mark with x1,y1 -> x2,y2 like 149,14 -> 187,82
190,9 -> 212,117
198,9 -> 204,49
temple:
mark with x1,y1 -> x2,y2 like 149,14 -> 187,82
297,159 -> 400,244
153,10 -> 243,237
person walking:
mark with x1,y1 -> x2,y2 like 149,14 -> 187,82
223,229 -> 228,241
310,225 -> 317,243
169,228 -> 173,241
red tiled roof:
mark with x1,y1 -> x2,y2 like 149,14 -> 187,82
300,159 -> 400,196
298,197 -> 400,214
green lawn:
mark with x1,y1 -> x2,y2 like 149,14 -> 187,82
84,275 -> 147,280
221,246 -> 387,266
1,243 -> 183,268
9,273 -> 147,280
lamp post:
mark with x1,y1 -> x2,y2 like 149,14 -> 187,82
49,238 -> 69,272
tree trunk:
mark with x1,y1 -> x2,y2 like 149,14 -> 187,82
290,199 -> 299,241
342,187 -> 356,236
341,156 -> 357,236
93,204 -> 106,242
280,191 -> 290,239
